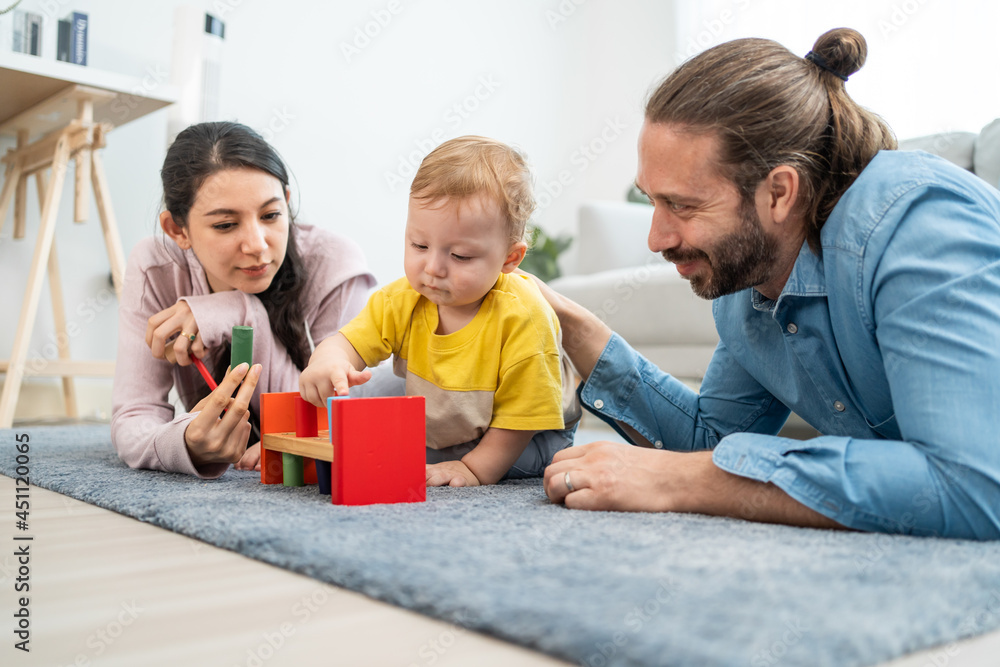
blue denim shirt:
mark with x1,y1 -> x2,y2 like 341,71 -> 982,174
580,150 -> 1000,540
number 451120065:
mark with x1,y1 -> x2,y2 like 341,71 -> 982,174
15,433 -> 30,508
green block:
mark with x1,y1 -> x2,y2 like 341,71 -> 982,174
282,453 -> 305,487
231,325 -> 253,370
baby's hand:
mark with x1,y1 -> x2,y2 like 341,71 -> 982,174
300,333 -> 372,407
426,461 -> 481,488
299,360 -> 371,407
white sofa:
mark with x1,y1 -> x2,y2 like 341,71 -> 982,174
895,118 -> 1000,188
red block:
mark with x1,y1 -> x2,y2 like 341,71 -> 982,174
294,396 -> 318,437
328,396 -> 426,505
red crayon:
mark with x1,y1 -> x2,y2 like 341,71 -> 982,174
192,357 -> 217,390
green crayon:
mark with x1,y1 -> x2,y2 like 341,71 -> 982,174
231,326 -> 254,371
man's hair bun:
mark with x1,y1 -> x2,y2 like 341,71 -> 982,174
810,27 -> 868,80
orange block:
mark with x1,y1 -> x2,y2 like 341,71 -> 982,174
260,392 -> 326,485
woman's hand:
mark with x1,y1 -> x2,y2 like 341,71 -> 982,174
185,362 -> 261,468
235,443 -> 262,471
146,300 -> 204,366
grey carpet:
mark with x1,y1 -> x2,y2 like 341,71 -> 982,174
3,426 -> 1000,667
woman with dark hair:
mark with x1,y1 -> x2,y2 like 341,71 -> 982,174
111,121 -> 374,477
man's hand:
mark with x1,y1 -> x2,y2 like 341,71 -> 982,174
543,441 -> 844,529
543,441 -> 676,512
426,460 -> 481,487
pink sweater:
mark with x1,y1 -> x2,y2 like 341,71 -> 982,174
111,224 -> 374,478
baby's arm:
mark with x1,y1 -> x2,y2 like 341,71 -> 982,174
299,333 -> 372,406
426,428 -> 536,487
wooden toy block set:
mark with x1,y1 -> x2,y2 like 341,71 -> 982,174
259,392 -> 426,506
226,325 -> 427,506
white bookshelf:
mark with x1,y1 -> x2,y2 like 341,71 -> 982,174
0,50 -> 176,137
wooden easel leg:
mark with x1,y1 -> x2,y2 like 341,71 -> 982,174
91,148 -> 126,297
74,99 -> 93,224
46,239 -> 78,417
0,134 -> 72,428
0,162 -> 22,239
13,129 -> 28,239
36,171 -> 78,418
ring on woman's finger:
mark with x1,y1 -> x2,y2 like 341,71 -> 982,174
180,331 -> 196,342
565,471 -> 575,493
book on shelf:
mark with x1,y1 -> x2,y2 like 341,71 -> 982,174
11,9 -> 43,57
4,8 -> 87,63
67,11 -> 87,65
10,10 -> 22,53
57,18 -> 71,62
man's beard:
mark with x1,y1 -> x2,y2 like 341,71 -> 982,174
662,199 -> 779,300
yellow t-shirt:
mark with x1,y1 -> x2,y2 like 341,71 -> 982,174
340,273 -> 566,449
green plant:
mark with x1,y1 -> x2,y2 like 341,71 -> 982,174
520,225 -> 572,282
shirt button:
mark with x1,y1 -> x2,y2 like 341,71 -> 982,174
654,440 -> 663,449
833,401 -> 846,412
786,323 -> 798,334
594,399 -> 604,409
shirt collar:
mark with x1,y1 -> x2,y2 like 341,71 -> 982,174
750,240 -> 827,312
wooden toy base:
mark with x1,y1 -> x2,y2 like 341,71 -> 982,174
261,431 -> 332,461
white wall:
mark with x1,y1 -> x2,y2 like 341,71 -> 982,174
674,0 -> 1000,140
217,0 -> 677,283
0,0 -> 677,418
3,0 -> 998,420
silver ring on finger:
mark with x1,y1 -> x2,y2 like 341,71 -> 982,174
565,471 -> 575,493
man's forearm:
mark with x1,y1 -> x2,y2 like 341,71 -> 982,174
679,452 -> 845,529
551,291 -> 613,382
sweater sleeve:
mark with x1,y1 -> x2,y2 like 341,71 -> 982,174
297,225 -> 376,346
110,243 -> 229,478
309,274 -> 376,345
179,290 -> 255,350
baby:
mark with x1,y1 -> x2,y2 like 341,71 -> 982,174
300,136 -> 578,487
